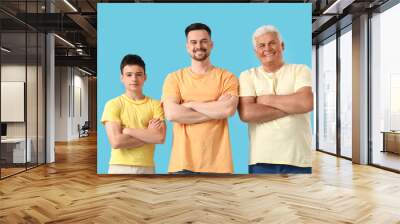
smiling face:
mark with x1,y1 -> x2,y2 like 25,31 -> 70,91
120,64 -> 146,93
186,29 -> 213,61
254,32 -> 284,66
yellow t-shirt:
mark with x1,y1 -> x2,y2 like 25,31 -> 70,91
101,95 -> 164,167
162,67 -> 239,173
239,64 -> 313,167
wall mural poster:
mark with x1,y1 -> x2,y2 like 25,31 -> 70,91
97,3 -> 312,174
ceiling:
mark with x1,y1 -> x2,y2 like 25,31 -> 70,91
0,0 -> 392,76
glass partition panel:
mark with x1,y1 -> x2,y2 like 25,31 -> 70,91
339,29 -> 352,158
317,36 -> 337,155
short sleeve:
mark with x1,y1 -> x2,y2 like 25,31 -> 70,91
101,99 -> 121,124
152,100 -> 165,121
161,73 -> 181,102
222,72 -> 239,96
239,71 -> 256,97
294,65 -> 312,92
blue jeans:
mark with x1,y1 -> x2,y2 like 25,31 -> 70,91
173,169 -> 230,175
249,163 -> 312,174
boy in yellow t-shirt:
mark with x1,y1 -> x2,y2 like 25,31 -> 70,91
101,54 -> 166,174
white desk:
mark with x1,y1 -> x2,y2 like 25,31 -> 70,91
1,138 -> 31,163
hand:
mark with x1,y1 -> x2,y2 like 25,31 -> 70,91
218,94 -> 232,101
181,101 -> 194,108
256,95 -> 272,105
148,118 -> 162,130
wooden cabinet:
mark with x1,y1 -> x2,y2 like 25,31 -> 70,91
382,131 -> 400,154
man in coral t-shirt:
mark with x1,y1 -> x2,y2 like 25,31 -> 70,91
162,23 -> 239,174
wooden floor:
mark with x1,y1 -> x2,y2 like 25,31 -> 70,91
1,135 -> 400,223
1,167 -> 26,178
1,163 -> 45,178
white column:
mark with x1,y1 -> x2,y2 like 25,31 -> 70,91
46,1 -> 55,163
352,14 -> 369,164
46,33 -> 55,163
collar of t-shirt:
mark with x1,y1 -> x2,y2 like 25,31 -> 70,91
259,63 -> 286,78
186,66 -> 215,79
122,94 -> 148,105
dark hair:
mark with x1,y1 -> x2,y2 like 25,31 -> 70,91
120,54 -> 146,74
185,23 -> 211,38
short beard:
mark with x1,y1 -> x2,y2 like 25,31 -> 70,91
191,50 -> 209,61
192,55 -> 208,61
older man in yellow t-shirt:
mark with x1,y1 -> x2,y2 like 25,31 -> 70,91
239,25 -> 314,174
102,54 -> 166,174
162,23 -> 239,174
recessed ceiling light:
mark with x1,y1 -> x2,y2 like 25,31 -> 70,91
1,47 -> 11,53
63,0 -> 78,12
54,34 -> 75,48
77,67 -> 92,76
322,0 -> 354,15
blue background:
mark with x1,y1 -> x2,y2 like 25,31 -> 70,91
97,3 -> 312,174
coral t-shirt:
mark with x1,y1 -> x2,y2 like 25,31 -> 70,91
162,67 -> 239,173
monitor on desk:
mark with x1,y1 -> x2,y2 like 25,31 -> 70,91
1,123 -> 7,139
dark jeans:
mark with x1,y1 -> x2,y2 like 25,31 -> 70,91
173,169 -> 208,174
249,163 -> 312,174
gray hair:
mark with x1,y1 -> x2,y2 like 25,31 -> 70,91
252,25 -> 283,49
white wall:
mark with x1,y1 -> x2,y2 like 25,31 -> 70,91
54,67 -> 89,141
1,65 -> 39,137
72,72 -> 89,138
1,63 -> 46,164
55,67 -> 68,141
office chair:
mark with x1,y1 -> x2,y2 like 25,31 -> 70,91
79,121 -> 90,138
